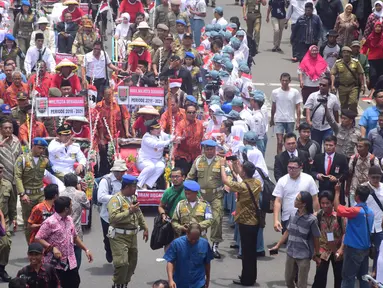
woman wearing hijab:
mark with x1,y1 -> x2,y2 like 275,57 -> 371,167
335,3 -> 359,46
298,45 -> 329,104
0,34 -> 24,63
361,22 -> 383,88
114,13 -> 131,60
206,104 -> 227,136
364,0 -> 383,39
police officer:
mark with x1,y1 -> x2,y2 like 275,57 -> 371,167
167,0 -> 191,35
11,92 -> 28,126
187,139 -> 225,258
107,174 -> 149,288
0,163 -> 15,282
330,46 -> 365,114
14,138 -> 50,243
243,0 -> 267,48
171,180 -> 213,237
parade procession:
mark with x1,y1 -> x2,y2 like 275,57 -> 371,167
4,0 -> 383,286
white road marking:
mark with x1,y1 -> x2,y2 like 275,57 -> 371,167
253,82 -> 300,87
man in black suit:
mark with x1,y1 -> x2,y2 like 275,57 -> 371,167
57,12 -> 79,53
159,55 -> 193,95
274,132 -> 311,182
136,60 -> 156,87
311,135 -> 349,202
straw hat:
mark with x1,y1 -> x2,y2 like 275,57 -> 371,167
110,159 -> 128,172
129,37 -> 148,48
55,58 -> 78,72
66,116 -> 89,124
63,0 -> 79,5
137,105 -> 160,116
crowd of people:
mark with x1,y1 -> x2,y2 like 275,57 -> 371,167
1,0 -> 383,287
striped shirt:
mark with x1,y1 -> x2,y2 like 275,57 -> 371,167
286,212 -> 321,259
0,135 -> 21,183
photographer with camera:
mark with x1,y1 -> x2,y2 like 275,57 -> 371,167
304,76 -> 341,149
16,242 -> 59,288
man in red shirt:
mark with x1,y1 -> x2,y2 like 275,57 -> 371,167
4,71 -> 28,108
127,38 -> 152,73
61,0 -> 85,25
118,0 -> 144,23
27,61 -> 53,97
132,105 -> 159,137
65,116 -> 91,139
52,59 -> 82,95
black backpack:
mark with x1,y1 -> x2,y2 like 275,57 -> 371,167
255,167 -> 276,213
92,175 -> 112,206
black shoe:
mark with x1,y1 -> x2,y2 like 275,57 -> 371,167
256,251 -> 265,257
236,254 -> 242,259
230,244 -> 239,249
0,270 -> 11,282
211,2 -> 216,7
106,252 -> 113,263
276,47 -> 282,52
213,250 -> 221,258
232,279 -> 254,286
272,48 -> 277,52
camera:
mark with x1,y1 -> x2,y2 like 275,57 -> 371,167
50,256 -> 69,271
317,97 -> 328,104
226,155 -> 238,161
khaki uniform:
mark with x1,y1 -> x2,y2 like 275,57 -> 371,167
11,107 -> 27,127
187,155 -> 224,243
72,32 -> 97,65
154,4 -> 170,28
245,0 -> 262,47
167,11 -> 190,35
13,13 -> 35,71
171,199 -> 212,237
152,47 -> 173,74
0,179 -> 15,266
331,59 -> 364,113
132,30 -> 155,46
107,192 -> 148,286
14,153 -> 50,242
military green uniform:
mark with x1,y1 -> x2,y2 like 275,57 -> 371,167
132,30 -> 155,46
171,199 -> 212,237
331,59 -> 364,113
154,4 -> 170,28
187,155 -> 224,243
13,13 -> 35,71
11,107 -> 27,127
167,11 -> 190,35
14,153 -> 50,243
0,46 -> 24,63
0,178 -> 16,266
152,47 -> 173,74
107,192 -> 148,287
245,0 -> 262,47
176,46 -> 203,67
72,31 -> 97,66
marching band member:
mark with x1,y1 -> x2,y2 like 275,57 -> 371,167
47,124 -> 86,179
136,119 -> 177,189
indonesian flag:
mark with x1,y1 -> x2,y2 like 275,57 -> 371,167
241,73 -> 252,81
148,1 -> 155,10
100,1 -> 109,13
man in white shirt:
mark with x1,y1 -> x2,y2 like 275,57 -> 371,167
188,0 -> 206,46
364,166 -> 383,271
81,40 -> 121,101
30,17 -> 56,53
97,159 -> 127,263
270,72 -> 303,154
273,156 -> 320,233
248,90 -> 267,155
211,7 -> 228,26
47,124 -> 86,178
24,33 -> 56,77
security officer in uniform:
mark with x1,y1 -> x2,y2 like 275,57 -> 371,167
330,46 -> 365,114
171,180 -> 213,237
0,163 -> 16,282
176,33 -> 203,67
243,0 -> 267,48
107,174 -> 149,288
132,22 -> 155,47
167,0 -> 191,35
14,138 -> 50,243
187,139 -> 225,258
325,107 -> 361,159
11,92 -> 29,126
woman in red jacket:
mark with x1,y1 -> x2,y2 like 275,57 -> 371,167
362,21 -> 383,88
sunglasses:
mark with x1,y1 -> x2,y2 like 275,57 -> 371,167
187,111 -> 196,114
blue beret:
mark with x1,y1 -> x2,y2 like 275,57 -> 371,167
201,139 -> 218,147
183,180 -> 200,192
21,0 -> 31,6
33,137 -> 48,147
176,19 -> 186,26
4,34 -> 15,42
0,104 -> 11,114
244,131 -> 258,143
122,174 -> 138,184
185,51 -> 195,59
186,95 -> 197,104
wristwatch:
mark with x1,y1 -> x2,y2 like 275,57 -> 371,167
19,193 -> 26,198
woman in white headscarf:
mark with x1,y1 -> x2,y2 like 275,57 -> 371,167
206,104 -> 227,136
364,0 -> 383,39
114,13 -> 131,59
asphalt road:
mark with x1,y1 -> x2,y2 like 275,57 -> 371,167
0,0 -> 374,287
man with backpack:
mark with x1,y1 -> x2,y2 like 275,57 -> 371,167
97,159 -> 127,263
348,139 -> 380,207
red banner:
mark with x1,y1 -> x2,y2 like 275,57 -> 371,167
55,53 -> 78,64
136,190 -> 164,206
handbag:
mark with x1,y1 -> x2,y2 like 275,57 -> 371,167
254,167 -> 275,213
361,206 -> 375,259
244,180 -> 266,228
